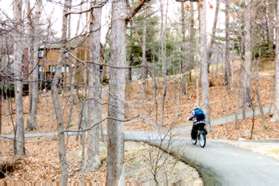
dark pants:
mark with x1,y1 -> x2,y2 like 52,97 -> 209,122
191,123 -> 207,140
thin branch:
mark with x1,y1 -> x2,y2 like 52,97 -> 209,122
68,50 -> 149,69
65,0 -> 108,16
125,0 -> 151,23
61,115 -> 139,134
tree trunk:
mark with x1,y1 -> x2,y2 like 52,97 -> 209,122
180,2 -> 187,95
14,0 -> 25,156
243,0 -> 252,116
141,7 -> 148,80
181,2 -> 186,70
160,0 -> 166,79
160,0 -> 168,126
264,0 -> 271,45
265,0 -> 275,48
189,2 -> 195,82
224,0 -> 231,86
0,86 -> 2,134
67,0 -> 83,128
66,65 -> 76,128
51,0 -> 70,184
200,0 -> 209,120
128,59 -> 133,81
28,0 -> 42,130
106,0 -> 127,185
273,0 -> 279,121
85,0 -> 102,171
67,0 -> 72,39
66,0 -> 75,129
208,0 -> 220,72
62,0 -> 72,93
26,0 -> 33,118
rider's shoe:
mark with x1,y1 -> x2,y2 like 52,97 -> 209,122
192,138 -> 196,144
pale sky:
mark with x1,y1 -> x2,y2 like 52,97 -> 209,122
0,0 -> 224,44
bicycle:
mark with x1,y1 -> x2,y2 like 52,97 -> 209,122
191,127 -> 207,148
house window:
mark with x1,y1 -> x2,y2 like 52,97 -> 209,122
38,65 -> 43,72
57,66 -> 62,73
65,65 -> 69,72
49,65 -> 57,72
38,49 -> 44,59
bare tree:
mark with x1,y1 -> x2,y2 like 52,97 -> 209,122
51,0 -> 70,184
66,0 -> 75,129
26,0 -> 33,117
273,0 -> 279,121
160,0 -> 167,79
141,6 -> 148,80
200,0 -> 210,118
106,0 -> 127,185
264,0 -> 275,49
85,0 -> 102,171
180,1 -> 187,95
208,0 -> 220,61
189,1 -> 195,82
14,0 -> 25,156
242,0 -> 252,117
224,0 -> 231,86
28,0 -> 42,130
0,85 -> 2,134
67,0 -> 72,39
160,0 -> 168,126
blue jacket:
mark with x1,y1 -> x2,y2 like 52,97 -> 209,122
188,108 -> 206,125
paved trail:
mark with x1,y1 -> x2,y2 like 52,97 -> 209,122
0,105 -> 271,140
173,105 -> 271,136
125,132 -> 279,186
1,105 -> 278,186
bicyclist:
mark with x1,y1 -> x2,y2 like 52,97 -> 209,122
188,107 -> 207,142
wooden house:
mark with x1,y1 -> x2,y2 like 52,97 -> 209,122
38,36 -> 94,89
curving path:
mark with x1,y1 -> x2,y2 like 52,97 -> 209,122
1,105 -> 279,185
125,132 -> 279,186
0,105 -> 271,141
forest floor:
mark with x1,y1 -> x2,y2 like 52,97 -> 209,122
0,138 -> 202,185
1,58 -> 275,133
215,139 -> 279,160
207,57 -> 279,141
1,57 -> 279,184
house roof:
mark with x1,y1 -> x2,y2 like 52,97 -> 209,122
41,34 -> 89,50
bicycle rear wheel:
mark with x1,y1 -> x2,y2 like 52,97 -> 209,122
199,132 -> 206,148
